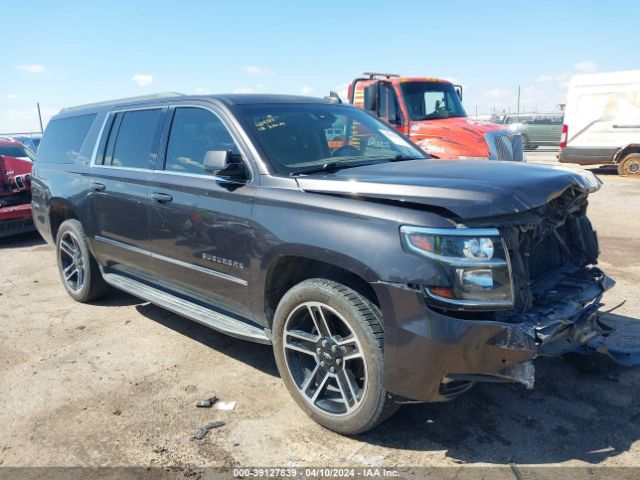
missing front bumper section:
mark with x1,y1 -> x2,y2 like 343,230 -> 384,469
379,267 -> 640,402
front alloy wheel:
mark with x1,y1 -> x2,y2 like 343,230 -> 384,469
283,301 -> 367,416
273,278 -> 398,434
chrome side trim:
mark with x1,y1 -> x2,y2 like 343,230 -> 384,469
95,235 -> 150,256
89,114 -> 111,167
94,235 -> 248,286
153,252 -> 248,286
400,226 -> 500,237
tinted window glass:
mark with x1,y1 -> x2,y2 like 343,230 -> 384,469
400,81 -> 467,120
388,87 -> 402,124
109,109 -> 164,169
165,107 -> 239,175
0,144 -> 35,161
38,114 -> 96,163
237,104 -> 425,175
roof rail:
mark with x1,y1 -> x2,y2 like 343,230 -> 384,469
363,72 -> 400,79
60,92 -> 185,113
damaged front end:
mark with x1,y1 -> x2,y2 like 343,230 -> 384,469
380,187 -> 640,402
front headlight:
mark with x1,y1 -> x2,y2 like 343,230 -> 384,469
400,226 -> 514,310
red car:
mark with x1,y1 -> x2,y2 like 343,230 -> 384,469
0,138 -> 35,238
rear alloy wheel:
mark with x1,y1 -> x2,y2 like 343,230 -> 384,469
617,153 -> 640,177
273,279 -> 398,434
56,219 -> 110,302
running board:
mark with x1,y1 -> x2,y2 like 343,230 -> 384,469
102,272 -> 271,344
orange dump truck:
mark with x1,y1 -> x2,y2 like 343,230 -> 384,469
347,73 -> 523,161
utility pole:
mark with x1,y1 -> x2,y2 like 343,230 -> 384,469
516,85 -> 521,121
37,102 -> 44,133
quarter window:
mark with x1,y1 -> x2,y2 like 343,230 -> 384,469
164,107 -> 239,175
105,109 -> 164,169
38,114 -> 96,164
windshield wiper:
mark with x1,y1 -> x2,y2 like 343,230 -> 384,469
290,156 -> 423,176
389,154 -> 422,162
291,161 -> 373,176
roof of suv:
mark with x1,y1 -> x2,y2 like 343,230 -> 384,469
58,92 -> 334,117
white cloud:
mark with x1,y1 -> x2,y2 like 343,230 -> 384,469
15,64 -> 46,74
574,60 -> 597,73
193,87 -> 212,94
536,75 -> 553,83
132,74 -> 154,86
234,87 -> 256,94
486,87 -> 512,99
7,94 -> 18,99
242,66 -> 275,75
301,85 -> 315,95
0,106 -> 59,133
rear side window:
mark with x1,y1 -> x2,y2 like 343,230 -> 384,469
38,114 -> 96,163
105,109 -> 164,169
164,107 -> 239,175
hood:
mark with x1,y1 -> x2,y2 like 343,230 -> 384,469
409,117 -> 504,158
295,159 -> 601,220
0,155 -> 33,176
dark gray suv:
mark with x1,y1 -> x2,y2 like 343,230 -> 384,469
32,93 -> 635,434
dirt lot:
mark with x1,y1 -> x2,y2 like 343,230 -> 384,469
1,150 -> 639,475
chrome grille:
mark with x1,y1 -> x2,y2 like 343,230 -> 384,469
486,131 -> 524,162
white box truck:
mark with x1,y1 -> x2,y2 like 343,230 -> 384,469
559,70 -> 640,176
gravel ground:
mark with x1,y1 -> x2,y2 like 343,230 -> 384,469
1,149 -> 639,476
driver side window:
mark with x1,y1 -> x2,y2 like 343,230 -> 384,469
165,107 -> 240,175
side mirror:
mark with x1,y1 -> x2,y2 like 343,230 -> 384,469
454,84 -> 463,101
203,150 -> 231,173
364,83 -> 379,113
203,150 -> 247,180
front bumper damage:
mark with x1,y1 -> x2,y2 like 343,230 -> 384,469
375,267 -> 640,403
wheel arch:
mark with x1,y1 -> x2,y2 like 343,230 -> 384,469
260,250 -> 381,328
613,144 -> 640,164
48,198 -> 79,240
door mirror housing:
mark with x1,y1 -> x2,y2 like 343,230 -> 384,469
203,150 -> 231,173
454,84 -> 463,101
364,83 -> 379,113
203,150 -> 247,180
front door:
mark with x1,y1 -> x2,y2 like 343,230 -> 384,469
147,105 -> 255,318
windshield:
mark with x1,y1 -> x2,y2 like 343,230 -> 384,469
236,103 -> 426,175
0,144 -> 36,161
400,81 -> 467,121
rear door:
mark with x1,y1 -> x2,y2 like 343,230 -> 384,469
147,103 -> 255,318
90,107 -> 167,277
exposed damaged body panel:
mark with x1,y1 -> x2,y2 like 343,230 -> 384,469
296,159 -> 601,220
376,183 -> 639,401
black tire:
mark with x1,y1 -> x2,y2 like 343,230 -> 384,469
617,153 -> 640,177
272,278 -> 399,435
55,219 -> 110,302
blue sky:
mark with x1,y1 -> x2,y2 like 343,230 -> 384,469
1,0 -> 638,132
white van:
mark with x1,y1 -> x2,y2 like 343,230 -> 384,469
559,70 -> 640,176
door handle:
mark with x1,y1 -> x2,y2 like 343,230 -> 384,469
90,181 -> 106,191
151,192 -> 173,203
